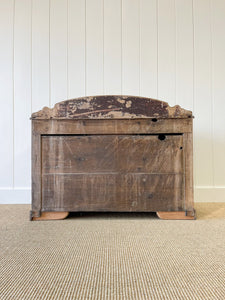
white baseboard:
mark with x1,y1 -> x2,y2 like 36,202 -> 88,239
0,188 -> 31,204
0,187 -> 225,204
194,186 -> 225,202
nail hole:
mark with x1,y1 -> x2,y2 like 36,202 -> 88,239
180,147 -> 183,150
158,134 -> 166,141
152,118 -> 157,122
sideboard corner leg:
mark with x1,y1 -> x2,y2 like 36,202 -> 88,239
30,210 -> 41,221
156,210 -> 196,220
30,211 -> 69,221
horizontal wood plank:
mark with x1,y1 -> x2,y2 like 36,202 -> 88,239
42,173 -> 184,212
33,118 -> 192,134
42,135 -> 183,174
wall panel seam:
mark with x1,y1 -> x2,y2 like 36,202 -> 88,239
192,0 -> 196,185
49,0 -> 51,106
12,0 -> 15,188
210,0 -> 215,187
103,0 -> 105,94
156,0 -> 158,99
67,0 -> 69,100
31,0 -> 33,114
85,0 -> 87,96
191,0 -> 195,114
121,0 -> 123,95
174,0 -> 177,104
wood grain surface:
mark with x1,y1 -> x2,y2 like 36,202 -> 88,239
31,95 -> 192,120
42,173 -> 184,212
42,135 -> 183,174
31,96 -> 194,220
41,134 -> 184,212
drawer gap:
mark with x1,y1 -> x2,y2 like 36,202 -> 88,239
41,133 -> 183,137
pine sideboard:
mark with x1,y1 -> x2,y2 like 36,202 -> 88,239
30,95 -> 195,220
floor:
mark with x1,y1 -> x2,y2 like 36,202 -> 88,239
0,203 -> 224,300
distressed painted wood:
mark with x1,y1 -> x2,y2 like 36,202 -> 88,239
31,95 -> 192,120
31,95 -> 194,220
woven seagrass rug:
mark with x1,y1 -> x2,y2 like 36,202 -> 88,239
0,203 -> 224,299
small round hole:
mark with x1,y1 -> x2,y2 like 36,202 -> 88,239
158,134 -> 166,141
152,118 -> 157,122
180,147 -> 183,150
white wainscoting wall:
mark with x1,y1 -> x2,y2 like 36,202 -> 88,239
0,0 -> 225,203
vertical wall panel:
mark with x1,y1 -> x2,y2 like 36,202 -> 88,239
1,0 -> 225,202
0,0 -> 14,187
175,0 -> 193,111
122,0 -> 140,95
68,0 -> 85,98
32,0 -> 50,111
14,0 -> 31,187
50,0 -> 68,106
158,0 -> 176,106
104,0 -> 122,95
86,0 -> 104,96
140,0 -> 158,98
211,0 -> 225,186
193,0 -> 213,186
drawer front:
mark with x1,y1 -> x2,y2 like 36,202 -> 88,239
42,135 -> 183,174
41,134 -> 184,211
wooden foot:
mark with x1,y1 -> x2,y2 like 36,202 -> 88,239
32,211 -> 69,221
156,210 -> 196,220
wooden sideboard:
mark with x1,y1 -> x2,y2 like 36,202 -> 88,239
30,95 -> 195,220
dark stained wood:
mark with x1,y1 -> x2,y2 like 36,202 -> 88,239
31,95 -> 192,120
31,95 -> 194,220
